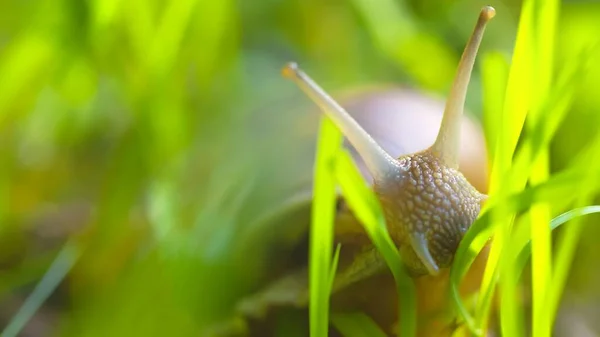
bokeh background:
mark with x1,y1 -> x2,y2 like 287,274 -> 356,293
0,0 -> 599,336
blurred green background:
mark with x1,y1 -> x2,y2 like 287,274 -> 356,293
0,0 -> 599,336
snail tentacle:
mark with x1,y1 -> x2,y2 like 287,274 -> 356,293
282,62 -> 404,180
431,6 -> 495,169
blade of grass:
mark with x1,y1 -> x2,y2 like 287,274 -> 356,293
451,137 -> 597,334
334,151 -> 416,337
329,244 -> 342,292
526,0 -> 559,334
496,206 -> 600,337
331,312 -> 388,337
499,56 -> 582,337
476,0 -> 584,333
478,0 -> 537,329
1,241 -> 81,337
548,133 -> 600,325
515,206 -> 600,282
502,45 -> 586,337
481,51 -> 509,162
309,116 -> 343,337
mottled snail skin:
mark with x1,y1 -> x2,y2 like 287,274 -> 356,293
375,150 -> 484,276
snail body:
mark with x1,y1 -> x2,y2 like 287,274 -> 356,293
213,6 -> 495,337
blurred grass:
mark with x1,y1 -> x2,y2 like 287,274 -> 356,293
0,0 -> 599,336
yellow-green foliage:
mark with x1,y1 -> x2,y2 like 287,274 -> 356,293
1,0 -> 600,337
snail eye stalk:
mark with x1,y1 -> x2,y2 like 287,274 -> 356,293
430,6 -> 495,169
282,62 -> 404,180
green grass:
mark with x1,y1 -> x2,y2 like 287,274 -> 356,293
1,1 -> 600,337
331,312 -> 388,337
449,0 -> 600,336
1,242 -> 80,337
308,117 -> 343,337
307,114 -> 416,337
334,151 -> 416,337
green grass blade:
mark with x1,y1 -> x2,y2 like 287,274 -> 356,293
478,0 -> 537,329
481,51 -> 509,161
488,4 -> 533,192
309,117 -> 343,337
475,0 -> 586,333
527,0 -> 559,334
515,206 -> 600,280
450,154 -> 597,334
329,244 -> 342,292
548,134 -> 600,325
334,151 -> 415,337
2,242 -> 80,337
331,312 -> 388,337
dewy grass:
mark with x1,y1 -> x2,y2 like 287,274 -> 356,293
309,117 -> 343,337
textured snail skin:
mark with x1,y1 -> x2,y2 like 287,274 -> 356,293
375,150 -> 485,276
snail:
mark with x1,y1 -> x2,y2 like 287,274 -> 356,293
209,5 -> 495,337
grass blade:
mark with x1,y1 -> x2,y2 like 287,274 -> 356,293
331,312 -> 388,337
548,133 -> 600,324
329,244 -> 342,292
309,117 -> 343,337
481,51 -> 509,162
2,242 -> 80,337
526,0 -> 559,334
477,0 -> 537,329
334,151 -> 415,337
515,206 -> 600,281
